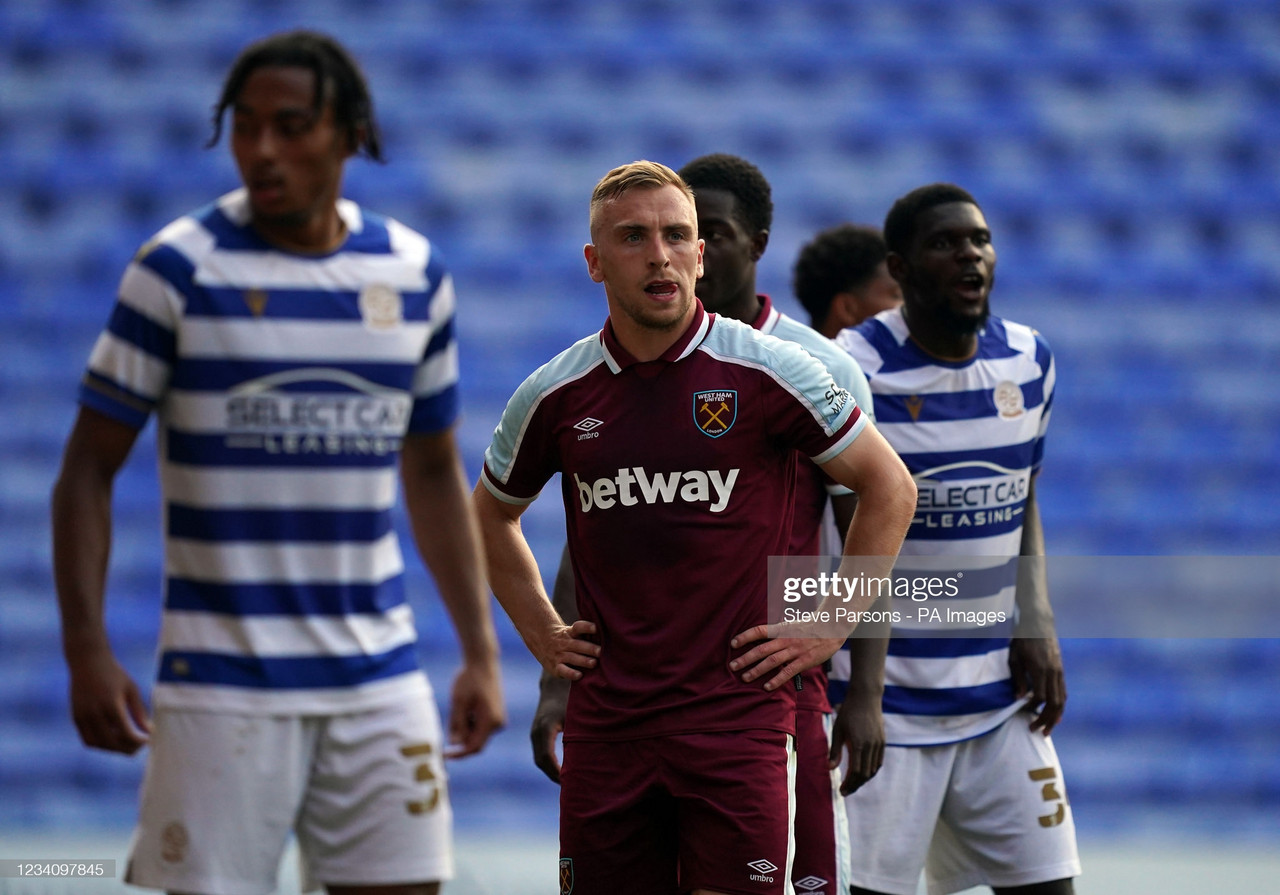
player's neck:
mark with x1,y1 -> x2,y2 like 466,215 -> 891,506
610,305 -> 698,362
251,206 -> 348,255
715,290 -> 763,326
903,310 -> 979,362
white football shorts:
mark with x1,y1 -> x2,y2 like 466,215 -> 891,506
845,709 -> 1080,895
125,696 -> 453,895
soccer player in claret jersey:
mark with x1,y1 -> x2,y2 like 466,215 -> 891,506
475,160 -> 916,895
791,222 -> 906,819
832,183 -> 1080,895
50,31 -> 503,895
528,153 -> 880,895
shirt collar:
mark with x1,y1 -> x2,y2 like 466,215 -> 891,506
600,300 -> 711,374
748,294 -> 780,334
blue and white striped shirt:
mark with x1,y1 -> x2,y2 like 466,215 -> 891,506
829,306 -> 1055,745
80,189 -> 458,713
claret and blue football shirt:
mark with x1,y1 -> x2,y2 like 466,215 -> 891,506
482,300 -> 866,740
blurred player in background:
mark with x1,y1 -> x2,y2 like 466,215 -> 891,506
529,153 -> 881,895
832,183 -> 1079,895
476,159 -> 916,895
793,222 -> 903,339
51,30 -> 503,895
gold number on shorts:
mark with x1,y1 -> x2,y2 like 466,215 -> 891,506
1028,766 -> 1065,828
400,742 -> 441,815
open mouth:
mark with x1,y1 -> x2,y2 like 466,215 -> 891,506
645,280 -> 679,299
956,272 -> 986,299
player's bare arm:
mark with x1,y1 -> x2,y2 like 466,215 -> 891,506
51,407 -> 152,755
401,430 -> 506,757
1009,476 -> 1066,735
826,490 -> 889,794
530,543 -> 577,783
732,422 -> 916,690
472,484 -> 600,680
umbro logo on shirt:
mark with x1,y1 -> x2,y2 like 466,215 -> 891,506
573,417 -> 604,441
747,858 -> 778,882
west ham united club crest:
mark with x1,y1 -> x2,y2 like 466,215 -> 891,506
694,389 -> 737,438
558,858 -> 574,894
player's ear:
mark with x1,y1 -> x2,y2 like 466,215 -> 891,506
886,252 -> 909,286
584,243 -> 605,283
750,229 -> 769,262
833,292 -> 860,329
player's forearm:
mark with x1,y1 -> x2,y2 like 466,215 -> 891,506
842,635 -> 888,701
1015,479 -> 1058,638
401,433 -> 500,664
548,543 -> 580,625
836,472 -> 917,612
51,464 -> 115,658
539,545 -> 579,692
472,485 -> 565,661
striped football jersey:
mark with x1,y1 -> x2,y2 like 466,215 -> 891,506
829,306 -> 1055,745
80,189 -> 458,713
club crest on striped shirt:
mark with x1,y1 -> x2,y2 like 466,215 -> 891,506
558,858 -> 574,894
243,288 -> 269,317
358,283 -> 403,330
693,389 -> 737,438
994,380 -> 1025,418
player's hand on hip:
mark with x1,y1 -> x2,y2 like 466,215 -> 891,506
729,624 -> 844,691
1009,636 -> 1066,736
538,619 -> 600,681
529,674 -> 570,784
67,645 -> 151,755
830,692 -> 886,796
445,657 -> 506,758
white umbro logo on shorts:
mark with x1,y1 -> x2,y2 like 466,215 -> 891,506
795,876 -> 828,892
747,859 -> 778,874
573,417 -> 604,432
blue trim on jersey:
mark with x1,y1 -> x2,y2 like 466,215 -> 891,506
892,557 -> 1018,600
79,374 -> 154,429
874,379 -> 1045,424
423,315 -> 455,361
344,210 -> 393,254
182,287 -> 348,320
424,239 -> 448,290
156,643 -> 420,689
165,431 -> 401,468
856,317 -> 901,370
900,440 -> 1042,477
198,204 -> 265,251
857,319 -> 1023,376
137,243 -> 197,301
167,505 -> 393,543
168,359 -> 416,392
165,578 -> 407,616
883,680 -> 1015,716
107,302 -> 177,361
887,636 -> 1009,658
408,385 -> 459,434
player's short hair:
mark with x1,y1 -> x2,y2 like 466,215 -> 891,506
677,153 -> 773,236
792,224 -> 888,326
883,183 -> 981,257
589,160 -> 695,240
208,30 -> 384,162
